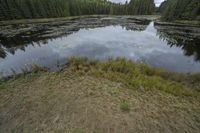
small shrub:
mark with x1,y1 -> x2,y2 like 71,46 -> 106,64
120,100 -> 130,112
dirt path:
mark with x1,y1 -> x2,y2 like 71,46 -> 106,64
0,70 -> 199,133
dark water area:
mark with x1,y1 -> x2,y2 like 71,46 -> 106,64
0,16 -> 200,77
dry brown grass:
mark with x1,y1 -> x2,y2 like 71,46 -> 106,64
0,58 -> 200,133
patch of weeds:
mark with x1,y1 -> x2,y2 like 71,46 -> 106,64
68,57 -> 98,73
68,57 -> 89,71
88,58 -> 198,97
21,66 -> 29,75
68,57 -> 88,66
0,77 -> 10,89
0,82 -> 6,90
31,64 -> 48,73
72,128 -> 84,133
190,74 -> 200,84
120,100 -> 130,112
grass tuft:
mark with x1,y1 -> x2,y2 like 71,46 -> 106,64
31,64 -> 48,73
120,100 -> 130,112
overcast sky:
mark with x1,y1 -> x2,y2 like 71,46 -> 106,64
109,0 -> 165,7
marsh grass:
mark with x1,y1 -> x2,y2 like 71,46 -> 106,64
30,64 -> 48,73
0,81 -> 6,90
67,57 -> 199,97
0,16 -> 80,26
1,57 -> 199,97
174,20 -> 200,25
0,64 -> 47,82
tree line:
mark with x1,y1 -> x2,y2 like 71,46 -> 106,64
2,0 -> 198,21
0,0 -> 155,20
128,0 -> 154,15
159,0 -> 200,21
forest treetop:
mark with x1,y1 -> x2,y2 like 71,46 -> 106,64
159,0 -> 200,21
0,0 -> 155,20
0,0 -> 199,21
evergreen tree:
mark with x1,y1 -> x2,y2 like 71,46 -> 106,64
160,0 -> 200,21
0,0 -> 157,20
128,0 -> 155,15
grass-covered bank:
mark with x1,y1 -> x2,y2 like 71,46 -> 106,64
0,16 -> 79,26
0,58 -> 200,132
0,15 -> 159,26
156,19 -> 200,26
1,57 -> 199,95
174,20 -> 200,25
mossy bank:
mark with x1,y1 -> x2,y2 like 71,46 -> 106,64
0,58 -> 200,133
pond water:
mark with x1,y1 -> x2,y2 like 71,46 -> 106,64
0,16 -> 200,77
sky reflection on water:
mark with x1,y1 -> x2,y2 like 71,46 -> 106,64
0,19 -> 200,77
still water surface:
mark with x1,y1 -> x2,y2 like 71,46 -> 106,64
0,16 -> 200,77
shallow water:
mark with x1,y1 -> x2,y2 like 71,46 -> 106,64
0,16 -> 200,77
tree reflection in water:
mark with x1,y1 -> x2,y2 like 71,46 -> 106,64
155,23 -> 200,62
0,16 -> 150,59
